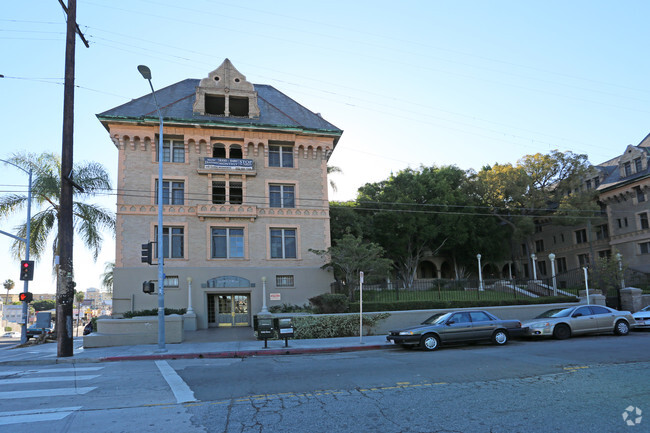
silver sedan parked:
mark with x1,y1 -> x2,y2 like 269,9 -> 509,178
523,305 -> 634,340
632,305 -> 650,329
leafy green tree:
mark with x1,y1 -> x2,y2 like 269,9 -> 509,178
3,279 -> 14,304
311,232 -> 392,301
329,201 -> 368,242
0,152 -> 115,263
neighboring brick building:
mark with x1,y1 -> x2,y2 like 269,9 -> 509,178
514,135 -> 650,283
97,59 -> 342,329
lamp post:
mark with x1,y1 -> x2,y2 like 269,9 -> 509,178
477,254 -> 483,291
0,159 -> 32,345
531,253 -> 537,280
260,277 -> 269,314
186,277 -> 194,315
138,65 -> 166,352
548,253 -> 557,296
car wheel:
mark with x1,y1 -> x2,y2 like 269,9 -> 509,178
614,320 -> 630,336
553,324 -> 571,340
420,333 -> 440,351
492,330 -> 509,345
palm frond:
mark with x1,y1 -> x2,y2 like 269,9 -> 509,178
73,202 -> 116,261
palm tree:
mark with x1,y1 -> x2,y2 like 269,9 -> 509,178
100,261 -> 114,294
0,152 -> 115,263
3,279 -> 14,304
327,165 -> 342,192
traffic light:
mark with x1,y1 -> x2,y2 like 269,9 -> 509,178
142,280 -> 155,294
19,292 -> 33,303
141,242 -> 153,265
19,260 -> 34,281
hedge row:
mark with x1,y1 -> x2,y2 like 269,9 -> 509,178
258,313 -> 390,340
122,308 -> 187,318
348,296 -> 579,312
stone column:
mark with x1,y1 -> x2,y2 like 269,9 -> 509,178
620,287 -> 643,313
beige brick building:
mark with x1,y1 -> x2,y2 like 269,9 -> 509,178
97,60 -> 342,329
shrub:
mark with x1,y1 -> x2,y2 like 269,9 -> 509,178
309,293 -> 349,314
291,313 -> 390,339
122,308 -> 187,318
348,296 -> 579,312
269,303 -> 313,313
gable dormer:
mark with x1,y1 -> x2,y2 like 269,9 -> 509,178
192,59 -> 260,118
619,145 -> 647,178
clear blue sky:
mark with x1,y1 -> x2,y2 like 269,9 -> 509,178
2,0 -> 650,294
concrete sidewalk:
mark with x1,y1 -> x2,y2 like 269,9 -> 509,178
0,331 -> 393,365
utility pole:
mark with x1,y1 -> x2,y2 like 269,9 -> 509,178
57,0 -> 88,357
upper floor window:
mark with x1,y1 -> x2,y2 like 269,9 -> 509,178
211,227 -> 244,258
269,184 -> 295,208
624,161 -> 632,177
270,228 -> 296,259
230,145 -> 243,159
535,239 -> 544,252
154,226 -> 184,259
634,157 -> 643,173
640,241 -> 650,255
155,180 -> 184,205
269,145 -> 293,168
536,260 -> 547,276
640,212 -> 649,230
577,253 -> 590,267
585,179 -> 592,190
594,176 -> 600,187
212,144 -> 226,158
157,139 -> 185,163
595,224 -> 609,240
556,257 -> 567,273
575,229 -> 588,244
635,186 -> 645,203
212,181 -> 243,204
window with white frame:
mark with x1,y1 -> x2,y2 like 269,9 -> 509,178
270,228 -> 296,259
640,212 -> 649,230
155,180 -> 184,205
640,241 -> 650,254
211,228 -> 245,258
269,184 -> 295,208
154,226 -> 184,258
268,145 -> 293,168
157,139 -> 185,163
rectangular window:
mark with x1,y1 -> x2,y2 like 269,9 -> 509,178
269,145 -> 294,168
634,157 -> 643,173
270,228 -> 296,259
561,233 -> 565,242
155,180 -> 184,205
640,212 -> 649,230
534,224 -> 542,233
521,244 -> 527,255
537,260 -> 547,276
624,161 -> 632,177
157,139 -> 185,163
575,229 -> 588,244
212,181 -> 226,204
230,182 -> 243,204
636,186 -> 646,203
276,275 -> 294,287
594,176 -> 600,187
154,226 -> 184,258
535,239 -> 544,252
211,228 -> 244,258
269,184 -> 295,208
577,253 -> 590,267
556,257 -> 567,274
640,242 -> 650,254
585,180 -> 591,190
595,224 -> 609,240
164,276 -> 179,288
598,250 -> 611,259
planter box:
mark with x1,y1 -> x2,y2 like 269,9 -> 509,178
83,315 -> 183,348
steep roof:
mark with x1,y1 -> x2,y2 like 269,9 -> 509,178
97,77 -> 342,141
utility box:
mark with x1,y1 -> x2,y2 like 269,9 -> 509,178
275,317 -> 294,338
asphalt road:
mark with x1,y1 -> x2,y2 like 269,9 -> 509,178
1,331 -> 649,432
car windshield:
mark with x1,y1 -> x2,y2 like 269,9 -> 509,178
422,313 -> 451,325
535,309 -> 564,318
546,307 -> 576,318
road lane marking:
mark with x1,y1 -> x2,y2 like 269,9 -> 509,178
0,387 -> 96,399
155,360 -> 197,403
0,375 -> 100,385
0,367 -> 104,376
0,407 -> 82,426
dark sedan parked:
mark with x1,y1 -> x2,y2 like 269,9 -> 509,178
386,310 -> 526,351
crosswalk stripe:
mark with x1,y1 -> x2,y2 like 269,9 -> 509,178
0,367 -> 104,376
0,406 -> 83,426
0,375 -> 100,385
0,387 -> 96,399
155,360 -> 197,403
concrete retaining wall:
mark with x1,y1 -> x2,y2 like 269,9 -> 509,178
83,315 -> 184,348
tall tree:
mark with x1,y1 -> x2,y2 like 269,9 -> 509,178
100,261 -> 114,294
3,279 -> 14,304
0,152 -> 115,263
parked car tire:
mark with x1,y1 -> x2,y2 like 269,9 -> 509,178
492,329 -> 509,345
553,324 -> 571,340
614,320 -> 630,336
420,333 -> 440,351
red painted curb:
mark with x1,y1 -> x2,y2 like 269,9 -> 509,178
99,344 -> 391,363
